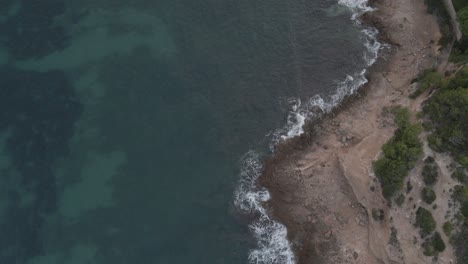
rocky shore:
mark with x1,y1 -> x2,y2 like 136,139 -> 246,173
259,0 -> 457,263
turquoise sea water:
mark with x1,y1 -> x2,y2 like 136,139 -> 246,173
0,0 -> 371,263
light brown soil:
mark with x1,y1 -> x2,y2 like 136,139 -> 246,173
260,0 -> 457,263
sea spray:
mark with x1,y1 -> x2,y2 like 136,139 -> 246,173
235,0 -> 380,263
234,151 -> 295,264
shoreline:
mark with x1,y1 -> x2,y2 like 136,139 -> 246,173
259,0 -> 448,263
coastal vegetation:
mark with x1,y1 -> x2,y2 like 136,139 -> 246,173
374,107 -> 423,201
415,207 -> 437,237
410,69 -> 444,99
445,6 -> 468,260
372,208 -> 385,222
422,187 -> 437,204
453,0 -> 468,11
422,157 -> 439,185
423,67 -> 468,169
416,35 -> 468,261
443,221 -> 454,236
395,194 -> 405,206
451,184 -> 468,262
423,231 -> 446,256
452,166 -> 468,184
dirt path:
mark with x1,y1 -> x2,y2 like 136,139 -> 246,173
443,0 -> 462,41
260,0 -> 456,263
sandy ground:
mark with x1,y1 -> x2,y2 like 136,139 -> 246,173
260,0 -> 459,263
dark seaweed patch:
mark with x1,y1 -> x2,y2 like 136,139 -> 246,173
0,68 -> 82,262
0,0 -> 70,60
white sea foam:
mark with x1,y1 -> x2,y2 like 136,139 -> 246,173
281,0 -> 380,140
338,0 -> 374,19
234,152 -> 295,264
235,1 -> 380,263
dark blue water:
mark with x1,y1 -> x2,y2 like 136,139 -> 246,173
0,0 -> 368,263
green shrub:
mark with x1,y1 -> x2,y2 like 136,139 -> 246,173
460,156 -> 468,169
423,238 -> 436,256
446,65 -> 468,89
453,185 -> 468,220
453,185 -> 468,203
391,107 -> 411,127
453,225 -> 468,262
389,227 -> 403,252
427,134 -> 443,151
406,181 -> 413,193
443,221 -> 454,236
416,207 -> 437,237
449,44 -> 468,63
461,202 -> 468,218
453,0 -> 468,11
410,69 -> 444,99
423,232 -> 446,256
422,163 -> 439,186
395,194 -> 405,206
422,187 -> 437,204
459,6 -> 468,38
452,167 -> 468,184
433,232 -> 446,252
425,156 -> 435,163
374,107 -> 423,201
424,81 -> 468,169
372,208 -> 385,222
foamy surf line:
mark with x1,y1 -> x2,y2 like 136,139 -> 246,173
234,152 -> 295,264
234,1 -> 380,263
282,0 -> 380,139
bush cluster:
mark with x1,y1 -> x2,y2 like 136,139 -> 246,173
453,0 -> 468,11
410,69 -> 444,99
454,185 -> 468,219
374,107 -> 423,201
425,4 -> 468,262
422,187 -> 437,204
452,225 -> 468,263
451,185 -> 468,262
443,221 -> 454,236
372,208 -> 385,222
415,207 -> 436,237
395,194 -> 405,206
422,157 -> 439,185
424,67 -> 468,169
423,232 -> 446,256
452,167 -> 468,184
